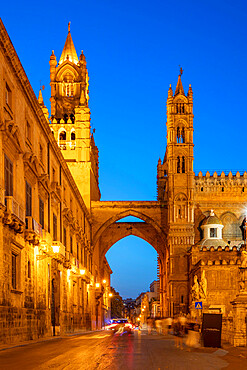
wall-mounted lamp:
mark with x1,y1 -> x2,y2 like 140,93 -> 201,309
52,245 -> 60,254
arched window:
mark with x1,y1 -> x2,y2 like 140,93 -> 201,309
177,127 -> 180,143
63,73 -> 74,97
181,127 -> 185,143
177,126 -> 185,143
177,156 -> 180,173
182,156 -> 185,173
176,103 -> 185,114
70,114 -> 75,124
59,131 -> 66,141
71,132 -> 75,140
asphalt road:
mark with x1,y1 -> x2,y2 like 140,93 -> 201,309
0,331 -> 244,370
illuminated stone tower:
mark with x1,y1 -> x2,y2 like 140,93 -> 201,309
49,23 -> 100,208
158,69 -> 194,315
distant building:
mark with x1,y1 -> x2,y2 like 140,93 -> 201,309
123,298 -> 136,321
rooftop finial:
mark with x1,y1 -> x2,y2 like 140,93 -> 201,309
179,66 -> 183,77
68,21 -> 71,33
210,209 -> 215,216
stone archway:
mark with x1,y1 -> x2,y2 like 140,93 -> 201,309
91,201 -> 168,317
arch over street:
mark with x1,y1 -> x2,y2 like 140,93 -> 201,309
91,200 -> 168,316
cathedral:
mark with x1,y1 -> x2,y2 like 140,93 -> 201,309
0,19 -> 247,346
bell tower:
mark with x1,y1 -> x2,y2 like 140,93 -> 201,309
158,69 -> 194,316
49,23 -> 100,208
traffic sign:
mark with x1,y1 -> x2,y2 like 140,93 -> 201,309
195,301 -> 203,309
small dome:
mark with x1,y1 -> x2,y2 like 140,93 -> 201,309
202,210 -> 222,225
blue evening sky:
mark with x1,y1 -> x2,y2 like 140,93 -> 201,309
1,0 -> 247,298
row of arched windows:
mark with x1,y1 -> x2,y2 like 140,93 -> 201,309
59,131 -> 75,141
175,103 -> 185,114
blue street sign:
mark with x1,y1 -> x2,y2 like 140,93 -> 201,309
195,301 -> 203,309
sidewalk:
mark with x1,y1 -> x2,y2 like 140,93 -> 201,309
0,330 -> 103,352
141,329 -> 247,364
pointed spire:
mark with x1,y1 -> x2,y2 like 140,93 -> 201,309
174,67 -> 185,96
168,84 -> 173,98
38,88 -> 49,122
38,89 -> 44,106
59,22 -> 79,65
174,75 -> 185,96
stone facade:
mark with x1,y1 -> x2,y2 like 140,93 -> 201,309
0,20 -> 111,344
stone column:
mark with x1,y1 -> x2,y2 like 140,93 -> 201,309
231,266 -> 247,346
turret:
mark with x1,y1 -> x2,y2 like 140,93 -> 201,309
38,88 -> 49,122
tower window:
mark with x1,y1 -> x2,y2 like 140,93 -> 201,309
176,127 -> 185,143
182,156 -> 185,173
176,103 -> 185,114
59,131 -> 66,141
71,132 -> 75,140
63,73 -> 74,97
177,156 -> 180,173
210,228 -> 217,238
181,127 -> 185,143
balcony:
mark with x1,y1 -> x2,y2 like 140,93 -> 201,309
58,140 -> 76,150
3,196 -> 25,233
25,217 -> 43,245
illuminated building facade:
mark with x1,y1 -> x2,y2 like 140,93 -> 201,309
0,20 -> 110,344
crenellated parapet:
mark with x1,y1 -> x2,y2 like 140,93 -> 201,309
195,171 -> 247,194
190,243 -> 244,267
